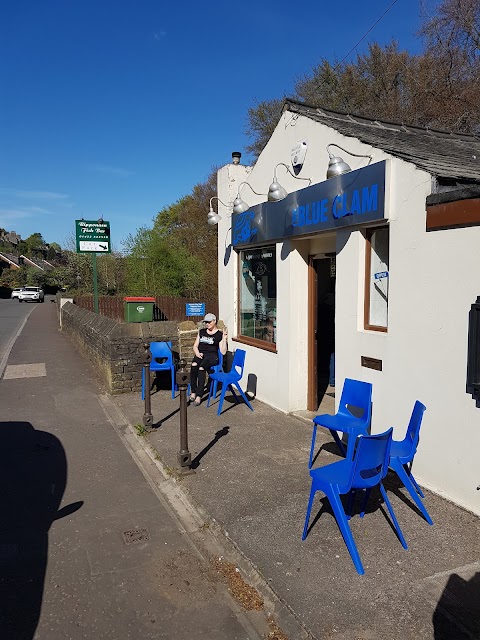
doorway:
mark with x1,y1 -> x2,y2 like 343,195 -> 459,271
308,256 -> 336,411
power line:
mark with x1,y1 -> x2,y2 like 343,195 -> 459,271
314,0 -> 400,92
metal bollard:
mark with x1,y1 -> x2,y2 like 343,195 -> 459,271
143,343 -> 153,429
176,359 -> 192,471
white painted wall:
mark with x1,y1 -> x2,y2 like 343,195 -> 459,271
217,110 -> 480,514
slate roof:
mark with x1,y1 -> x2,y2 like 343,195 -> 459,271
284,99 -> 480,185
0,252 -> 20,267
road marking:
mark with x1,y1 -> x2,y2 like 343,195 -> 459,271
0,306 -> 36,379
3,363 -> 46,379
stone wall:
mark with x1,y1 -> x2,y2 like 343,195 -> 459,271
60,302 -> 201,394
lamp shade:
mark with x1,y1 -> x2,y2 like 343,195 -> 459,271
233,196 -> 250,214
326,155 -> 352,179
267,180 -> 288,202
207,210 -> 221,225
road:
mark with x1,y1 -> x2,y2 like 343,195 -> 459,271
0,296 -> 39,377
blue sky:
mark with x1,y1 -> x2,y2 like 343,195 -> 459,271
0,0 -> 436,250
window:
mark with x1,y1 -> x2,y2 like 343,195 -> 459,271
239,246 -> 277,348
365,227 -> 389,331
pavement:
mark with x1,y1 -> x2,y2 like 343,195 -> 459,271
1,301 -> 479,640
0,300 -> 281,640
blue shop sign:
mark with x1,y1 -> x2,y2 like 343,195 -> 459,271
186,303 -> 205,317
232,160 -> 386,248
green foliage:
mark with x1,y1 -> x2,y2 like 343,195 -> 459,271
245,0 -> 480,157
123,169 -> 218,299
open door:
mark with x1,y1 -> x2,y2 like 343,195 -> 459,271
308,256 -> 335,411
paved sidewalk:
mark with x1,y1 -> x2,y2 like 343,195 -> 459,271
0,303 -> 278,640
113,370 -> 480,640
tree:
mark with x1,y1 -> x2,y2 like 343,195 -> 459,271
245,0 -> 480,158
124,169 -> 219,299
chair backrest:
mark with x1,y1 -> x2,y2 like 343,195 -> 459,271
339,378 -> 372,424
231,348 -> 246,376
348,428 -> 393,491
211,349 -> 224,374
402,400 -> 427,460
149,341 -> 173,366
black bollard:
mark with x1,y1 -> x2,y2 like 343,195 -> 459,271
176,359 -> 193,472
143,343 -> 153,429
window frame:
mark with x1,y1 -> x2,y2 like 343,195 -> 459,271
364,226 -> 389,333
235,245 -> 277,353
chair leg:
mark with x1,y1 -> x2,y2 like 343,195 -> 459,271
217,382 -> 229,416
406,464 -> 425,498
359,488 -> 372,518
308,424 -> 318,469
327,489 -> 364,575
233,383 -> 253,411
390,459 -> 433,525
379,484 -> 408,549
302,484 -> 316,541
346,490 -> 356,520
329,429 -> 347,457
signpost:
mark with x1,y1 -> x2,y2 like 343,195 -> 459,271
75,219 -> 111,314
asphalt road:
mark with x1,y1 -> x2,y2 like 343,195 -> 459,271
0,296 -> 39,377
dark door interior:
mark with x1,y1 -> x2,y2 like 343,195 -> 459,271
315,258 -> 336,404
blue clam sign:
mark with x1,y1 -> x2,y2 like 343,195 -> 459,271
232,161 -> 387,248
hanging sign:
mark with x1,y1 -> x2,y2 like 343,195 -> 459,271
75,220 -> 111,253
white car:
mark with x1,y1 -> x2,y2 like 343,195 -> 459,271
18,286 -> 45,303
11,288 -> 24,299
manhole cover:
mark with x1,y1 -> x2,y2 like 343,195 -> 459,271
123,528 -> 150,545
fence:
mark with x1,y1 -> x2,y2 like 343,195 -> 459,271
74,295 -> 219,323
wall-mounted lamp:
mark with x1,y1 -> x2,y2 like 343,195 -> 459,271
326,144 -> 373,179
268,162 -> 311,202
233,182 -> 266,215
207,196 -> 229,225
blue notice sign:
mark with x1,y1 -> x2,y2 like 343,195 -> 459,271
374,271 -> 389,280
186,303 -> 205,317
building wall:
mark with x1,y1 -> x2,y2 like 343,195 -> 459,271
218,110 -> 480,514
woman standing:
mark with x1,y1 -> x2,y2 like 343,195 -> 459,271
189,313 -> 228,405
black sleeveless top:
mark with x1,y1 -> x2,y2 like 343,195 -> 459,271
198,328 -> 222,354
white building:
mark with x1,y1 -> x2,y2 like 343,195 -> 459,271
216,100 -> 480,515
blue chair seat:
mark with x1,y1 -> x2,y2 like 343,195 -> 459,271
309,378 -> 372,467
142,341 -> 176,400
207,348 -> 253,416
302,428 -> 407,575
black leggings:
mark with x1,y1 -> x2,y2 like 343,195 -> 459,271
190,354 -> 219,397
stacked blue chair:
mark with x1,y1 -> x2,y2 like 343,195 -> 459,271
141,341 -> 176,400
302,428 -> 407,575
309,378 -> 372,467
389,400 -> 433,525
207,348 -> 253,416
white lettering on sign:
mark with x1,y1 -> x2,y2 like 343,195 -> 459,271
79,241 -> 110,252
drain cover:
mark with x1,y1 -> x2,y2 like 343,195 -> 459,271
123,528 -> 150,545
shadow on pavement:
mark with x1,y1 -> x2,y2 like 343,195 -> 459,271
191,426 -> 230,470
433,571 -> 480,640
0,421 -> 83,640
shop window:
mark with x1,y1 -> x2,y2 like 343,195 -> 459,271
238,246 -> 277,349
365,227 -> 389,331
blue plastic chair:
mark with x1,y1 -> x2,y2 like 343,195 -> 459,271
207,349 -> 254,416
141,341 -> 175,400
302,428 -> 407,575
389,400 -> 433,525
308,378 -> 372,468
